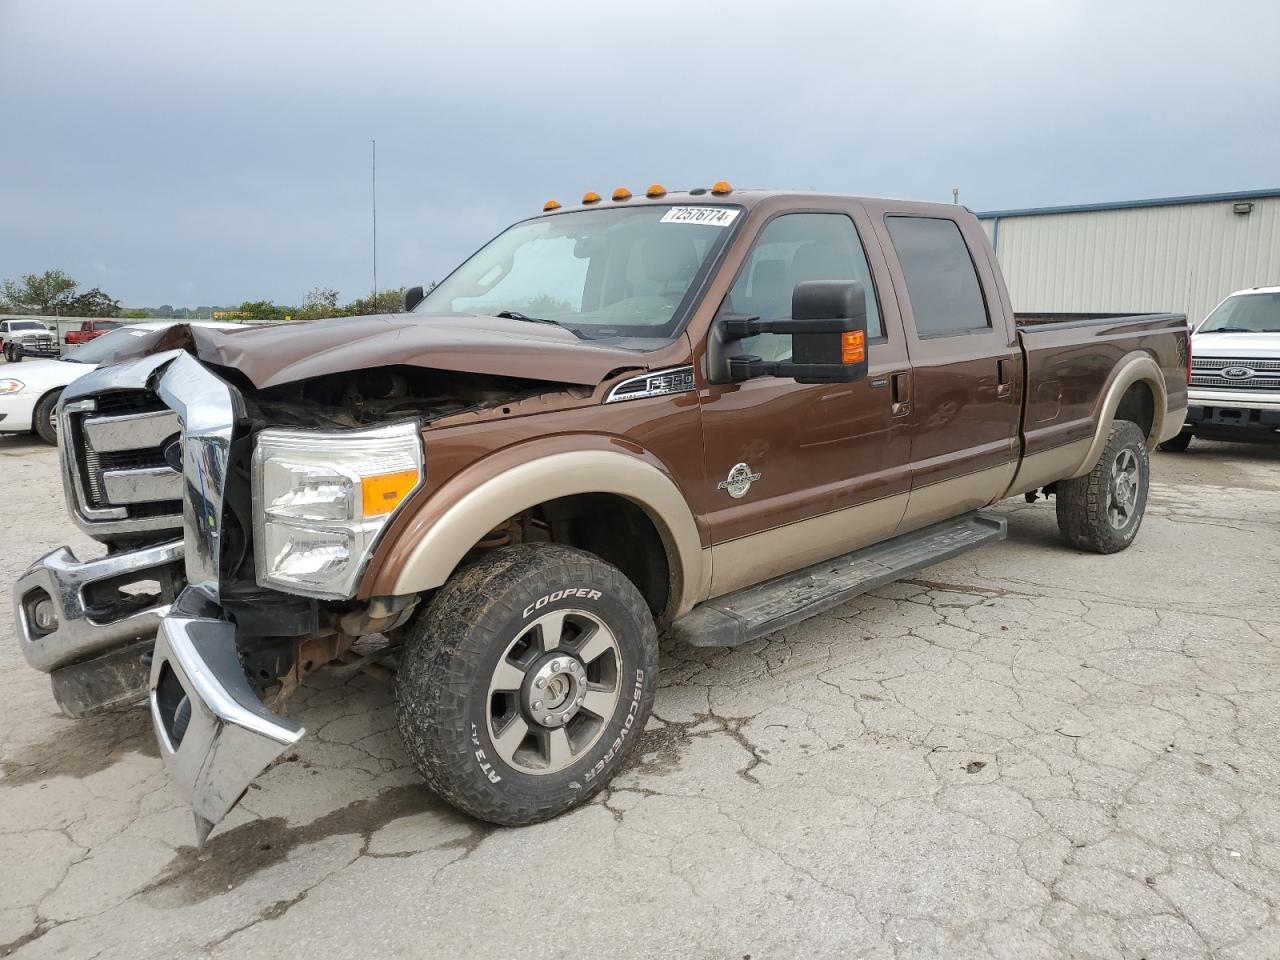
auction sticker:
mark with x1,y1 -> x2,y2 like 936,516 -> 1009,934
660,207 -> 739,226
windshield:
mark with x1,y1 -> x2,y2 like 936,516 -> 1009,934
1198,292 -> 1280,333
414,204 -> 741,342
63,326 -> 155,363
11,321 -> 46,331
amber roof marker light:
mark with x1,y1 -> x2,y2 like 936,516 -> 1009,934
612,187 -> 632,202
582,191 -> 602,205
543,199 -> 561,211
646,184 -> 667,198
711,180 -> 733,195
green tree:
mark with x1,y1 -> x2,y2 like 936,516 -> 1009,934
1,270 -> 79,314
297,287 -> 341,320
342,287 -> 407,316
235,300 -> 291,324
64,287 -> 122,317
120,308 -> 152,319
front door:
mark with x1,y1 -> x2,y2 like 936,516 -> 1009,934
694,204 -> 914,598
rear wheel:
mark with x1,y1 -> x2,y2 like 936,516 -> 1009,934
1158,431 -> 1192,453
396,543 -> 658,826
1056,419 -> 1149,554
33,390 -> 62,445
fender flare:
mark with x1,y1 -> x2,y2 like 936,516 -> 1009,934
1067,354 -> 1168,480
373,441 -> 705,619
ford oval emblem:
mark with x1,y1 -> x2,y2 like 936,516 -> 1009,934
163,438 -> 184,472
1221,366 -> 1255,380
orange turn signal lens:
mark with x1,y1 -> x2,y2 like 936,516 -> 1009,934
646,183 -> 667,198
711,180 -> 733,195
543,199 -> 561,211
841,330 -> 866,364
582,191 -> 602,204
361,469 -> 419,517
612,187 -> 632,201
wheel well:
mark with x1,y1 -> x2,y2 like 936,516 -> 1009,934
468,494 -> 672,620
1115,380 -> 1155,441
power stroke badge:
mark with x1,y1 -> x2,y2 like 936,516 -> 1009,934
718,462 -> 761,499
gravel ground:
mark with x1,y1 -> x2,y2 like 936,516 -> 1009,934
2,432 -> 1279,960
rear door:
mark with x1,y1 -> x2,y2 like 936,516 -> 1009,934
864,204 -> 1022,528
695,202 -> 914,597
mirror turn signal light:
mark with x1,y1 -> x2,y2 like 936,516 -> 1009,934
543,199 -> 561,211
646,184 -> 667,198
711,180 -> 733,195
841,330 -> 866,365
612,187 -> 632,201
582,191 -> 602,204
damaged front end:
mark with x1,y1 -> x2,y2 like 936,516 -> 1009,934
12,318 -> 620,845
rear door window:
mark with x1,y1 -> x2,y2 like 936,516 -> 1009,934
885,216 -> 989,337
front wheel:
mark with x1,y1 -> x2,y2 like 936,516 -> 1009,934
1056,419 -> 1150,554
33,389 -> 62,444
396,543 -> 658,826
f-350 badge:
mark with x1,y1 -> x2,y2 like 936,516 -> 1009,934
718,462 -> 762,499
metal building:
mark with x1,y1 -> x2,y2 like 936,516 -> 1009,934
978,188 -> 1280,325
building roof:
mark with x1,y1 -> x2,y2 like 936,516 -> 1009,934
977,188 -> 1280,220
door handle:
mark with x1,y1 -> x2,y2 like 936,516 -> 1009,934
997,358 -> 1012,398
891,372 -> 911,417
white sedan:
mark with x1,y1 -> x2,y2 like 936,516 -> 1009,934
0,321 -> 242,444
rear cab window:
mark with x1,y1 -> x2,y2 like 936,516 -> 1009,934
885,216 -> 989,338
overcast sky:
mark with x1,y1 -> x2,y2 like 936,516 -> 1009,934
2,0 -> 1277,307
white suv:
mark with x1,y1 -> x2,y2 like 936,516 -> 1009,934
1163,286 -> 1280,451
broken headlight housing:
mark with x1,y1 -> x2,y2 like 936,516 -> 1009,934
251,421 -> 423,599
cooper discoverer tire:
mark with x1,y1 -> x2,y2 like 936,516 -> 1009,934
396,543 -> 658,826
1055,419 -> 1149,554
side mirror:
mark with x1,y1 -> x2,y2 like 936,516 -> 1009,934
403,285 -> 425,312
707,280 -> 869,385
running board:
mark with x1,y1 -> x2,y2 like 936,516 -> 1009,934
671,511 -> 1007,648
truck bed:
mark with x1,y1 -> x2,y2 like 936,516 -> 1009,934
1008,311 -> 1190,495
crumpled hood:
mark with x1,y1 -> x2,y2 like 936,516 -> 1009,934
109,314 -> 648,390
1192,330 -> 1280,357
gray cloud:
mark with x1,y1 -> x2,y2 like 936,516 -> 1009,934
1,0 -> 1276,306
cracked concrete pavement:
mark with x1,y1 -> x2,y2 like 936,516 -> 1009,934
2,432 -> 1279,959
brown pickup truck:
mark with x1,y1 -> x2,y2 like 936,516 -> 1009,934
13,186 -> 1189,844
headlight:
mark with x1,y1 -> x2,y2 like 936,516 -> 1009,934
252,421 -> 423,599
0,379 -> 24,395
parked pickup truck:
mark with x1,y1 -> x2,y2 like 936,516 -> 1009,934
12,186 -> 1189,845
63,318 -> 123,346
1160,285 -> 1280,450
1,318 -> 59,362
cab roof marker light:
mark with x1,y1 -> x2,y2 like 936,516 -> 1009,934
582,191 -> 602,205
711,180 -> 733,195
645,184 -> 667,198
612,187 -> 632,201
543,199 -> 561,211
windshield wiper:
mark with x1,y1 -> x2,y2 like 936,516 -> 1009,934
1204,326 -> 1256,333
494,310 -> 561,327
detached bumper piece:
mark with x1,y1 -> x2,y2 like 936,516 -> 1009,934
150,610 -> 304,846
13,540 -> 184,716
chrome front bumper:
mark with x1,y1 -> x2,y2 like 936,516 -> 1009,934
150,603 -> 304,845
13,540 -> 184,716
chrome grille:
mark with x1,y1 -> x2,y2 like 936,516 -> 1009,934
60,388 -> 183,537
1190,357 -> 1280,391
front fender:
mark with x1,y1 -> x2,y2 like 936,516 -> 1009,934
361,437 -> 706,620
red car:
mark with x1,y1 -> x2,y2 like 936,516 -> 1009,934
64,319 -> 123,346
